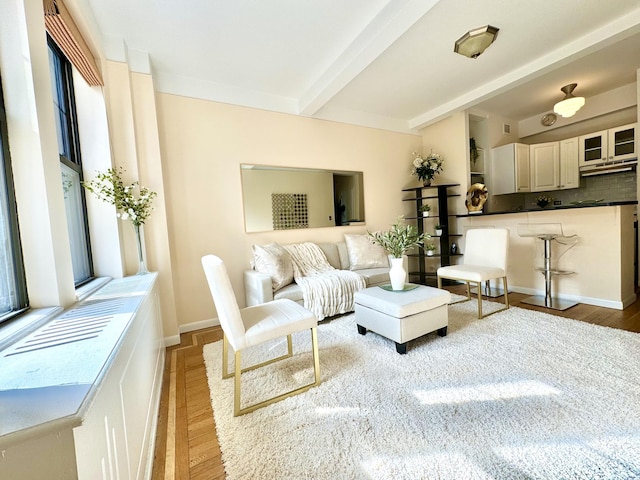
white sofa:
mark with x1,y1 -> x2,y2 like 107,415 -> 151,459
244,240 -> 406,307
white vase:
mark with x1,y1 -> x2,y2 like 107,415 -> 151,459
389,256 -> 406,291
422,211 -> 429,217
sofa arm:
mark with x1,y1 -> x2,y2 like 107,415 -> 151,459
244,269 -> 274,306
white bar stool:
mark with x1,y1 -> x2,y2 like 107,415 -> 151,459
517,223 -> 578,310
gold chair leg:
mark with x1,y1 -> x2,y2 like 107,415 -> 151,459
503,277 -> 510,308
222,333 -> 231,379
232,328 -> 321,416
477,281 -> 483,318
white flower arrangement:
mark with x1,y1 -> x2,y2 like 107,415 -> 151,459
82,167 -> 157,226
412,151 -> 444,184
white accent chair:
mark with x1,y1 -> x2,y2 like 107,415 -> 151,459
201,255 -> 321,416
436,228 -> 510,319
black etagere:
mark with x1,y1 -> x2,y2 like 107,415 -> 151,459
402,183 -> 462,285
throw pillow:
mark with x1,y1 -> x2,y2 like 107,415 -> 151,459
252,242 -> 294,291
344,234 -> 389,271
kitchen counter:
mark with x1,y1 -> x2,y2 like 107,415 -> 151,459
456,200 -> 637,217
453,204 -> 636,310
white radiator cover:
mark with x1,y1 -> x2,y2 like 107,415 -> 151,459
0,274 -> 165,480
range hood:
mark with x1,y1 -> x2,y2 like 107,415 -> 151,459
580,159 -> 637,177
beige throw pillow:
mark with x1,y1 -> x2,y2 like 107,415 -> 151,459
252,242 -> 294,291
344,234 -> 389,271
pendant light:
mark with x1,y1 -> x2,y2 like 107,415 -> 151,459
553,83 -> 585,118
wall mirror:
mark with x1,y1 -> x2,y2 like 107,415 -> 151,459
241,164 -> 365,233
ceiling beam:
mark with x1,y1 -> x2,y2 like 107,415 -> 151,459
298,0 -> 440,116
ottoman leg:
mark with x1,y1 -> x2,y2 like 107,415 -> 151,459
357,324 -> 367,335
395,342 -> 407,354
437,326 -> 447,337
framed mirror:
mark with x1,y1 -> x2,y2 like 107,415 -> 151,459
240,164 -> 365,233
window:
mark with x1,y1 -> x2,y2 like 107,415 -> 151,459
48,36 -> 93,285
0,75 -> 28,322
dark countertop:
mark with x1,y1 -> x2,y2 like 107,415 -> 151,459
455,200 -> 637,218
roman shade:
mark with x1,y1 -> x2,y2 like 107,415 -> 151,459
43,0 -> 103,86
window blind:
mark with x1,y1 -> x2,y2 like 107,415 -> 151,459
43,0 -> 103,86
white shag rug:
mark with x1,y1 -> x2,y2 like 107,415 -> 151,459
203,297 -> 640,480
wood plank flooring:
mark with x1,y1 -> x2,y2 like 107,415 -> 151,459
150,287 -> 640,480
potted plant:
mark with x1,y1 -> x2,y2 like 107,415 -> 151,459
434,225 -> 443,236
424,242 -> 437,256
368,216 -> 428,290
419,204 -> 431,217
536,195 -> 553,208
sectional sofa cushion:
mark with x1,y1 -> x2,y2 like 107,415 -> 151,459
344,233 -> 389,271
251,242 -> 293,291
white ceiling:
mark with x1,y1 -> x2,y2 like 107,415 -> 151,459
79,0 -> 640,133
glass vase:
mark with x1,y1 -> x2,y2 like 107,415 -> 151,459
133,223 -> 149,275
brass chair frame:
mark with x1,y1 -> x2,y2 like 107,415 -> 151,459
438,277 -> 509,319
222,328 -> 320,416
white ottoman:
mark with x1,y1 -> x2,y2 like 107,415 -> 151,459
354,285 -> 451,354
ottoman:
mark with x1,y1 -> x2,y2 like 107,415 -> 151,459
354,285 -> 451,354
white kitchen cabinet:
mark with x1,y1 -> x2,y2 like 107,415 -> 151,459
579,123 -> 637,168
490,143 -> 530,195
530,142 -> 559,192
559,137 -> 580,190
607,123 -> 637,162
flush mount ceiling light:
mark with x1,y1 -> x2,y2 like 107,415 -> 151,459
454,25 -> 499,59
553,83 -> 585,118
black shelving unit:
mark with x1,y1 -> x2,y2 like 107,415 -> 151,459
402,183 -> 462,285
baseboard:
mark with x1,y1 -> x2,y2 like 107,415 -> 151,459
164,334 -> 181,347
509,286 -> 624,310
179,317 -> 220,334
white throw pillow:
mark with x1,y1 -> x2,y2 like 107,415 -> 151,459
344,234 -> 389,271
252,242 -> 294,291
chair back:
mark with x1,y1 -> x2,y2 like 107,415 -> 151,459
201,255 -> 246,350
463,228 -> 509,270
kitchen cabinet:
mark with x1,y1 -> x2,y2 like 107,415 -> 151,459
559,137 -> 580,189
531,140 -> 579,192
579,123 -> 637,168
490,143 -> 530,195
530,142 -> 559,192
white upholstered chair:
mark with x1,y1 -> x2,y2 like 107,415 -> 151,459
201,255 -> 321,416
437,228 -> 510,319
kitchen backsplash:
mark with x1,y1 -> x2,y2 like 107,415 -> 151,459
485,170 -> 637,212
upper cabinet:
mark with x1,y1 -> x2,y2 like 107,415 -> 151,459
530,142 -> 560,192
530,139 -> 579,192
490,143 -> 530,195
579,123 -> 637,170
559,137 -> 580,190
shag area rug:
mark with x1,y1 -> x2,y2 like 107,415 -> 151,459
203,298 -> 640,479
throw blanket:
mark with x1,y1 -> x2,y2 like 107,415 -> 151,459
284,243 -> 366,320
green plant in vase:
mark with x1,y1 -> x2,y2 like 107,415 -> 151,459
368,216 -> 428,291
419,204 -> 431,217
434,225 -> 444,236
82,167 -> 157,275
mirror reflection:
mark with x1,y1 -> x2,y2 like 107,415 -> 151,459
241,165 -> 365,233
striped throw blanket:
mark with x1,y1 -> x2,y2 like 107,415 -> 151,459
284,242 -> 366,320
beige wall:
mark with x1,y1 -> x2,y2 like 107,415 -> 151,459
155,94 -> 422,329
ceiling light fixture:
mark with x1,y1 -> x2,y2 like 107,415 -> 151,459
553,83 -> 585,118
454,25 -> 499,59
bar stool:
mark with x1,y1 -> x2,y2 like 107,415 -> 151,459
517,223 -> 578,310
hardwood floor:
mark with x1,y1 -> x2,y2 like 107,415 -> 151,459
150,287 -> 640,479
